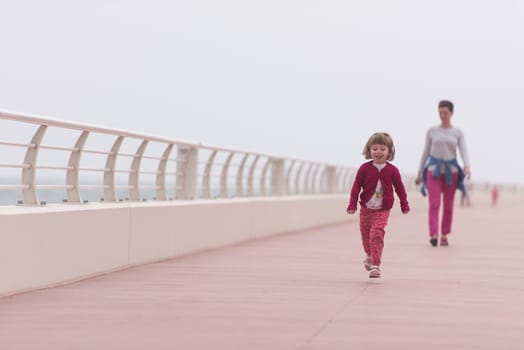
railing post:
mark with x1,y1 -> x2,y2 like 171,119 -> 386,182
201,150 -> 217,199
176,145 -> 198,200
220,151 -> 235,198
155,144 -> 174,201
259,158 -> 271,196
66,131 -> 89,203
294,162 -> 305,195
270,158 -> 285,196
21,125 -> 47,205
235,154 -> 249,197
324,166 -> 337,193
285,160 -> 296,195
342,168 -> 353,193
304,163 -> 315,194
310,164 -> 320,194
247,155 -> 260,197
336,167 -> 345,193
129,140 -> 148,201
104,136 -> 124,202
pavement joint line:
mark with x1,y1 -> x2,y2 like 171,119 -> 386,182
296,283 -> 372,349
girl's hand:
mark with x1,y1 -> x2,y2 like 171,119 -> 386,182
402,209 -> 410,214
347,209 -> 356,215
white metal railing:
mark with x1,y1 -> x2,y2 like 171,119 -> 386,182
2,109 -> 521,206
0,109 -> 357,206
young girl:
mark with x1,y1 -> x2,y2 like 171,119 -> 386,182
347,132 -> 410,278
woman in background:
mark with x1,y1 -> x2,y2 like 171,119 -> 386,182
415,100 -> 471,247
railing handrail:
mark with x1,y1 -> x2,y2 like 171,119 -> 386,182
0,109 -> 357,206
0,109 -> 195,146
0,109 -> 340,167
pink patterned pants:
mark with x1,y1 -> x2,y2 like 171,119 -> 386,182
359,207 -> 391,266
426,171 -> 459,236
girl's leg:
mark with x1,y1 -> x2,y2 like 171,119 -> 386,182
441,172 -> 459,235
359,208 -> 372,257
369,209 -> 390,266
426,170 -> 442,237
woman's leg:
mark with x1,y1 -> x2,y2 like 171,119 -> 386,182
426,171 -> 442,237
441,172 -> 459,235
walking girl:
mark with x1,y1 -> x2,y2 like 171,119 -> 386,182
347,132 -> 410,278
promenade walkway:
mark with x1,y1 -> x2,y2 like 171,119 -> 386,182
1,193 -> 523,349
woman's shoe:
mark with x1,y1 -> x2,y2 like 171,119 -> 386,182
430,236 -> 438,247
440,235 -> 449,246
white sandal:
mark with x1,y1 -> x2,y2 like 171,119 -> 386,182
363,256 -> 372,271
369,266 -> 381,278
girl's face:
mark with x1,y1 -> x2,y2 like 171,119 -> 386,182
370,144 -> 389,164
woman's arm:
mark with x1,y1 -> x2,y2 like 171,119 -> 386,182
457,129 -> 471,179
415,129 -> 432,184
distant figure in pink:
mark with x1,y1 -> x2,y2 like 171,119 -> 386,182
347,132 -> 410,279
491,185 -> 499,207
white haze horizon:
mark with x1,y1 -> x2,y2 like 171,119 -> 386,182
2,1 -> 524,185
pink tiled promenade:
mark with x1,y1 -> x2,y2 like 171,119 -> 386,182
1,193 -> 523,349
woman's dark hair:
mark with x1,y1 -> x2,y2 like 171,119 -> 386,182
438,100 -> 454,113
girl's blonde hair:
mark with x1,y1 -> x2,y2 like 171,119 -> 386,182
362,132 -> 395,161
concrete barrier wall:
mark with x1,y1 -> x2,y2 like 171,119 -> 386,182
0,191 -> 448,296
0,206 -> 131,296
1,194 -> 365,296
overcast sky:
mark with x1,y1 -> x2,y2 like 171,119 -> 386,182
2,1 -> 523,185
